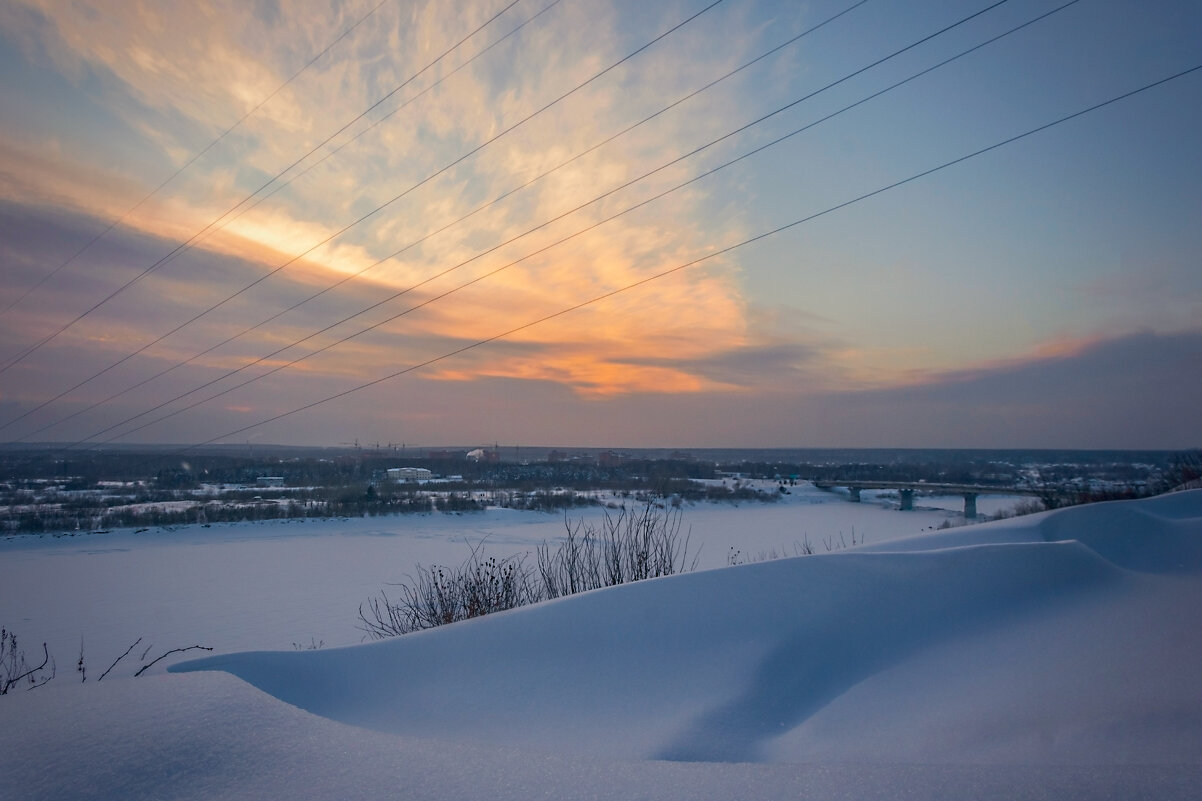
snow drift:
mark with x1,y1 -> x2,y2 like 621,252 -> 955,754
172,490 -> 1202,765
4,491 -> 1201,800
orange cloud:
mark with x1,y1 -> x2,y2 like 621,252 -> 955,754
0,0 -> 812,408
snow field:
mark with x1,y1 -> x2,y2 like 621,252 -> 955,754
3,486 -> 1200,799
0,482 -> 993,661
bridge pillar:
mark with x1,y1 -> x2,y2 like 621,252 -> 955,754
898,489 -> 914,511
848,487 -> 862,502
963,492 -> 978,519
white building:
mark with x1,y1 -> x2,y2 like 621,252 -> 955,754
387,467 -> 432,482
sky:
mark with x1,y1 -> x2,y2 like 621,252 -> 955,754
0,0 -> 1198,450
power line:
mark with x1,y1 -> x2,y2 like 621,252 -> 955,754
68,0 -> 1083,448
0,0 -> 393,322
19,0 -> 870,445
33,0 -> 1017,447
172,61 -> 1202,452
0,0 -> 724,432
177,0 -> 567,269
3,0 -> 566,441
0,0 -> 527,378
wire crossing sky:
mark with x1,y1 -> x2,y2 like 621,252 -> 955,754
0,0 -> 395,321
0,0 -> 585,431
0,0 -> 527,377
8,0 -> 576,444
0,0 -> 722,425
171,59 -> 1202,454
51,0 -> 1082,452
19,0 -> 877,447
1,0 -> 1200,449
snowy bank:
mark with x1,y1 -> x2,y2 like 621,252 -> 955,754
3,491 -> 1201,799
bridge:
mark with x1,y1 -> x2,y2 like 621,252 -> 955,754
811,481 -> 1044,519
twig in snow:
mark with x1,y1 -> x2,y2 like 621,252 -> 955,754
98,637 -> 142,682
2,639 -> 55,694
134,645 -> 213,677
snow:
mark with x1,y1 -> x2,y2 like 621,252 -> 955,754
3,488 -> 1201,799
0,483 -> 1003,659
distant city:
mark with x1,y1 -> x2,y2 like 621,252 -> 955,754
2,444 -> 1195,536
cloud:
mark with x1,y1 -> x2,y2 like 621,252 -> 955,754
618,341 -> 831,391
6,2 -> 1195,450
800,329 -> 1202,449
1,0 -> 794,412
378,328 -> 1202,449
214,329 -> 1202,450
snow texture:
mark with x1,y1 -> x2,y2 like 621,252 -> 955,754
3,490 -> 1202,799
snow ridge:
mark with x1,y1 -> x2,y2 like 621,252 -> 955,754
173,491 -> 1202,765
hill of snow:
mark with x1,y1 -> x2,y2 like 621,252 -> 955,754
3,490 -> 1201,799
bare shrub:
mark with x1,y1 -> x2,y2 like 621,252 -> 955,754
822,528 -> 861,551
1163,450 -> 1202,491
292,638 -> 324,651
1009,498 -> 1045,517
1,627 -> 55,694
536,504 -> 697,599
360,542 -> 536,638
1,629 -> 212,690
727,531 -> 864,566
361,505 -> 698,638
536,516 -> 602,597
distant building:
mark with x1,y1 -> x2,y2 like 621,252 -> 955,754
256,476 -> 285,487
387,467 -> 432,482
597,450 -> 630,468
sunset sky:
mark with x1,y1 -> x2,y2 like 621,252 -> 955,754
0,0 -> 1199,450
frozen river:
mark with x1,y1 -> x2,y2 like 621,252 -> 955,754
0,481 -> 1029,669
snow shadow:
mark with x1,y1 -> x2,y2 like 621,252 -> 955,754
654,540 -> 1121,762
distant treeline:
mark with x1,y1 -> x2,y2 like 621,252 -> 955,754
3,446 -> 1194,535
2,447 -> 1187,489
0,451 -> 717,489
723,455 -> 1184,489
1,477 -> 776,535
